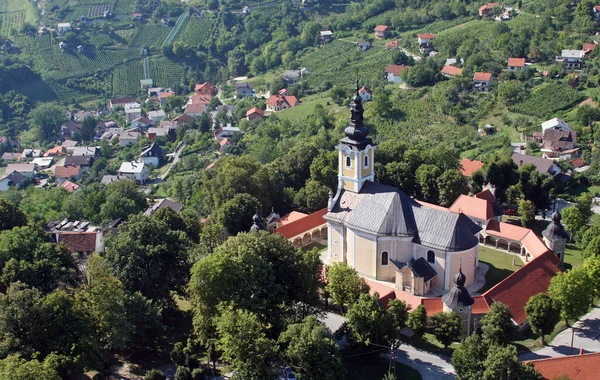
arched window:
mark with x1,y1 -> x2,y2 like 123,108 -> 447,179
427,250 -> 435,264
364,155 -> 369,168
346,156 -> 351,168
381,251 -> 389,266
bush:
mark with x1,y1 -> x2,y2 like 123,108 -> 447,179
145,369 -> 166,380
175,366 -> 192,380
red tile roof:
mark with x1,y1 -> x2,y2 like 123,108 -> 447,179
441,65 -> 463,76
365,279 -> 396,307
449,194 -> 498,221
570,157 -> 585,168
173,113 -> 195,124
54,165 -> 81,178
416,200 -> 449,212
45,145 -> 64,157
583,43 -> 597,54
472,295 -> 491,314
374,25 -> 389,32
359,86 -> 372,94
58,232 -> 98,253
418,33 -> 435,39
219,138 -> 230,147
246,107 -> 264,116
190,94 -> 211,104
528,352 -> 600,380
61,180 -> 80,193
385,64 -> 409,76
185,103 -> 207,114
459,158 -> 484,177
473,72 -> 492,81
195,82 -> 216,93
266,95 -> 299,108
422,297 -> 443,316
385,40 -> 398,49
483,250 -> 560,324
276,208 -> 327,239
278,211 -> 309,226
485,220 -> 530,240
475,189 -> 496,203
507,57 -> 526,67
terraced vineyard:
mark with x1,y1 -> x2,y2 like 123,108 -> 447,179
88,2 -> 114,19
149,58 -> 184,88
163,12 -> 189,46
129,24 -> 173,49
510,83 -> 584,118
112,60 -> 144,96
174,17 -> 214,47
0,0 -> 37,37
0,10 -> 25,37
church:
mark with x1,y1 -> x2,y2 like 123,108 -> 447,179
324,88 -> 482,295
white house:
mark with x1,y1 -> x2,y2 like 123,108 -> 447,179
358,86 -> 372,102
119,130 -> 142,147
473,72 -> 493,92
5,163 -> 36,178
507,58 -> 525,72
118,160 -> 149,184
147,110 -> 166,123
125,108 -> 142,122
561,49 -> 584,69
357,41 -> 371,51
57,23 -> 71,36
139,144 -> 164,167
541,118 -> 573,133
385,65 -> 408,84
131,117 -> 153,130
0,171 -> 26,191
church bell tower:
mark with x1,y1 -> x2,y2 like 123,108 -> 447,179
336,84 -> 376,193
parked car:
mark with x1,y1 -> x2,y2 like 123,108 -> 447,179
282,368 -> 296,380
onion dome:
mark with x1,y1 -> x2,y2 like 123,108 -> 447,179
442,265 -> 474,308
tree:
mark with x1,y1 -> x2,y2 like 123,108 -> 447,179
518,200 -> 536,227
0,199 -> 27,231
325,262 -> 370,311
416,164 -> 442,203
103,214 -> 189,306
483,344 -> 541,380
431,312 -> 461,348
548,266 -> 593,325
480,302 -> 515,345
0,355 -> 60,380
293,179 -> 330,213
575,192 -> 593,222
278,315 -> 345,380
346,293 -> 394,346
79,117 -> 96,142
215,193 -> 260,235
145,369 -> 167,380
498,81 -> 526,105
451,333 -> 488,380
391,50 -> 415,66
329,86 -> 348,106
28,103 -> 66,142
309,151 -> 337,191
215,305 -> 276,379
561,206 -> 585,241
584,256 -> 600,299
524,293 -> 560,345
437,169 -> 467,207
387,299 -> 411,331
99,179 -> 148,222
407,304 -> 427,337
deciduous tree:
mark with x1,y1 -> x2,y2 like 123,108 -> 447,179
524,293 -> 560,345
431,312 -> 461,348
548,266 -> 594,325
480,302 -> 515,345
518,200 -> 536,227
325,262 -> 370,311
451,333 -> 487,380
0,199 -> 27,231
407,304 -> 427,337
346,293 -> 394,346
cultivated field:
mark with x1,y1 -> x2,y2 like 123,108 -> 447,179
0,0 -> 38,37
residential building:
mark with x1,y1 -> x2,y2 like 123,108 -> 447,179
441,65 -> 462,77
6,163 -> 35,178
385,64 -> 409,83
60,121 -> 81,139
561,49 -> 584,69
101,175 -> 130,184
109,97 -> 139,110
61,180 -> 81,193
64,155 -> 95,171
119,130 -> 142,147
583,43 -> 597,55
54,165 -> 82,184
125,108 -> 142,122
358,86 -> 373,102
512,152 -> 561,175
148,126 -> 176,141
214,126 -> 241,140
118,160 -> 149,184
265,94 -> 299,112
459,158 -> 484,177
357,41 -> 371,51
147,110 -> 166,123
541,117 -> 572,133
46,219 -> 105,256
71,146 -> 99,157
74,110 -> 92,121
1,152 -> 20,161
246,107 -> 265,121
284,70 -> 301,84
195,82 -> 217,97
449,188 -> 503,227
478,2 -> 500,16
139,143 -> 164,166
31,157 -> 54,170
172,113 -> 195,126
219,138 -> 233,153
541,129 -> 578,160
319,30 -> 334,44
507,57 -> 525,72
144,198 -> 184,216
594,5 -> 600,20
100,128 -> 124,141
157,91 -> 175,107
235,83 -> 254,98
473,72 -> 493,92
385,40 -> 398,50
374,25 -> 390,39
131,117 -> 153,130
417,33 -> 434,54
57,22 -> 71,35
0,171 -> 26,191
140,79 -> 154,89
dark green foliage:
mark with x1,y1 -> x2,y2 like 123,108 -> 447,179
387,299 -> 411,331
0,199 -> 27,232
407,304 -> 427,337
325,262 -> 370,310
525,293 -> 560,345
215,193 -> 260,235
509,83 -> 584,118
451,333 -> 487,380
431,312 -> 461,348
346,293 -> 394,346
480,302 -> 516,345
145,369 -> 167,380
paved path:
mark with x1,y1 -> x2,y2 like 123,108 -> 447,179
520,306 -> 600,361
387,346 -> 455,380
160,142 -> 185,180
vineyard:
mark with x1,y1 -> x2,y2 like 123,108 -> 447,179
174,17 -> 214,47
509,83 -> 584,118
128,24 -> 173,49
0,10 -> 25,37
149,58 -> 184,88
163,12 -> 189,46
112,60 -> 144,96
88,2 -> 115,19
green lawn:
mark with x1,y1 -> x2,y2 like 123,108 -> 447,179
301,241 -> 327,252
343,354 -> 421,380
566,184 -> 600,197
276,97 -> 334,122
478,245 -> 520,293
564,243 -> 584,269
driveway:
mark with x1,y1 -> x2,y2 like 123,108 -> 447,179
160,142 -> 185,181
520,306 -> 600,361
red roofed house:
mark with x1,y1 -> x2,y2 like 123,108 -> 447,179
265,94 -> 299,112
358,86 -> 372,102
459,158 -> 484,177
528,351 -> 600,380
276,208 -> 328,248
594,5 -> 600,20
441,65 -> 462,77
479,2 -> 500,16
569,157 -> 585,169
172,113 -> 195,126
195,82 -> 217,97
417,33 -> 434,54
246,107 -> 264,121
450,188 -> 503,227
385,65 -> 409,83
54,165 -> 82,185
60,121 -> 81,139
583,43 -> 597,55
185,95 -> 211,117
374,25 -> 390,39
385,40 -> 398,50
61,180 -> 81,193
473,72 -> 493,92
507,57 -> 526,72
219,137 -> 233,153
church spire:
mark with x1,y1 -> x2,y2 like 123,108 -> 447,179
341,81 -> 371,150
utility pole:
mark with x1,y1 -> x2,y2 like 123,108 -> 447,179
388,341 -> 396,375
570,327 -> 575,355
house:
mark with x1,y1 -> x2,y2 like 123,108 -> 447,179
139,143 -> 164,166
473,72 -> 493,92
507,57 -> 525,72
60,121 -> 81,139
441,65 -> 462,77
6,163 -> 35,178
512,152 -> 561,175
74,110 -> 92,121
125,108 -> 143,122
385,65 -> 409,84
459,158 -> 484,177
64,155 -> 95,171
246,107 -> 265,121
184,102 -> 208,117
119,130 -> 142,147
561,49 -> 584,69
31,157 -> 54,170
144,198 -> 184,216
61,180 -> 81,193
62,140 -> 78,149
57,22 -> 71,35
118,160 -> 149,184
133,13 -> 142,21
357,41 -> 371,51
1,152 -> 20,161
140,79 -> 154,89
46,219 -> 105,256
101,175 -> 130,185
71,146 -> 99,157
235,83 -> 254,98
449,189 -> 503,227
54,165 -> 82,184
157,91 -> 175,107
195,82 -> 217,96
583,43 -> 597,55
528,351 -> 600,380
173,113 -> 195,126
160,120 -> 177,128
417,33 -> 434,54
0,171 -> 26,191
265,94 -> 299,112
374,25 -> 390,39
109,97 -> 139,110
284,70 -> 301,84
319,30 -> 334,44
542,129 -> 578,160
478,2 -> 500,16
148,126 -> 176,141
242,6 -> 251,14
99,128 -> 124,141
385,40 -> 398,50
594,5 -> 600,20
219,138 -> 233,153
358,87 -> 372,102
214,126 -> 241,140
542,117 -> 572,133
131,117 -> 153,130
147,110 -> 166,123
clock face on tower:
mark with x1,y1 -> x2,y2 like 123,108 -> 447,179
556,240 -> 564,248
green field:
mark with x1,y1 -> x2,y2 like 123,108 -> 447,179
510,83 -> 584,118
129,24 -> 173,49
276,96 -> 336,122
478,245 -> 520,293
174,17 -> 214,47
0,0 -> 38,37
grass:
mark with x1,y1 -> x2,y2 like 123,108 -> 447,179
343,352 -> 421,380
566,183 -> 600,197
564,243 -> 584,269
478,245 -> 520,293
301,241 -> 327,252
275,96 -> 335,122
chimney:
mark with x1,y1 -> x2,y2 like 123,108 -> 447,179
519,160 -> 523,166
580,348 -> 585,355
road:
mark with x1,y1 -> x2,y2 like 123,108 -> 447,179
160,142 -> 185,181
520,306 -> 600,361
